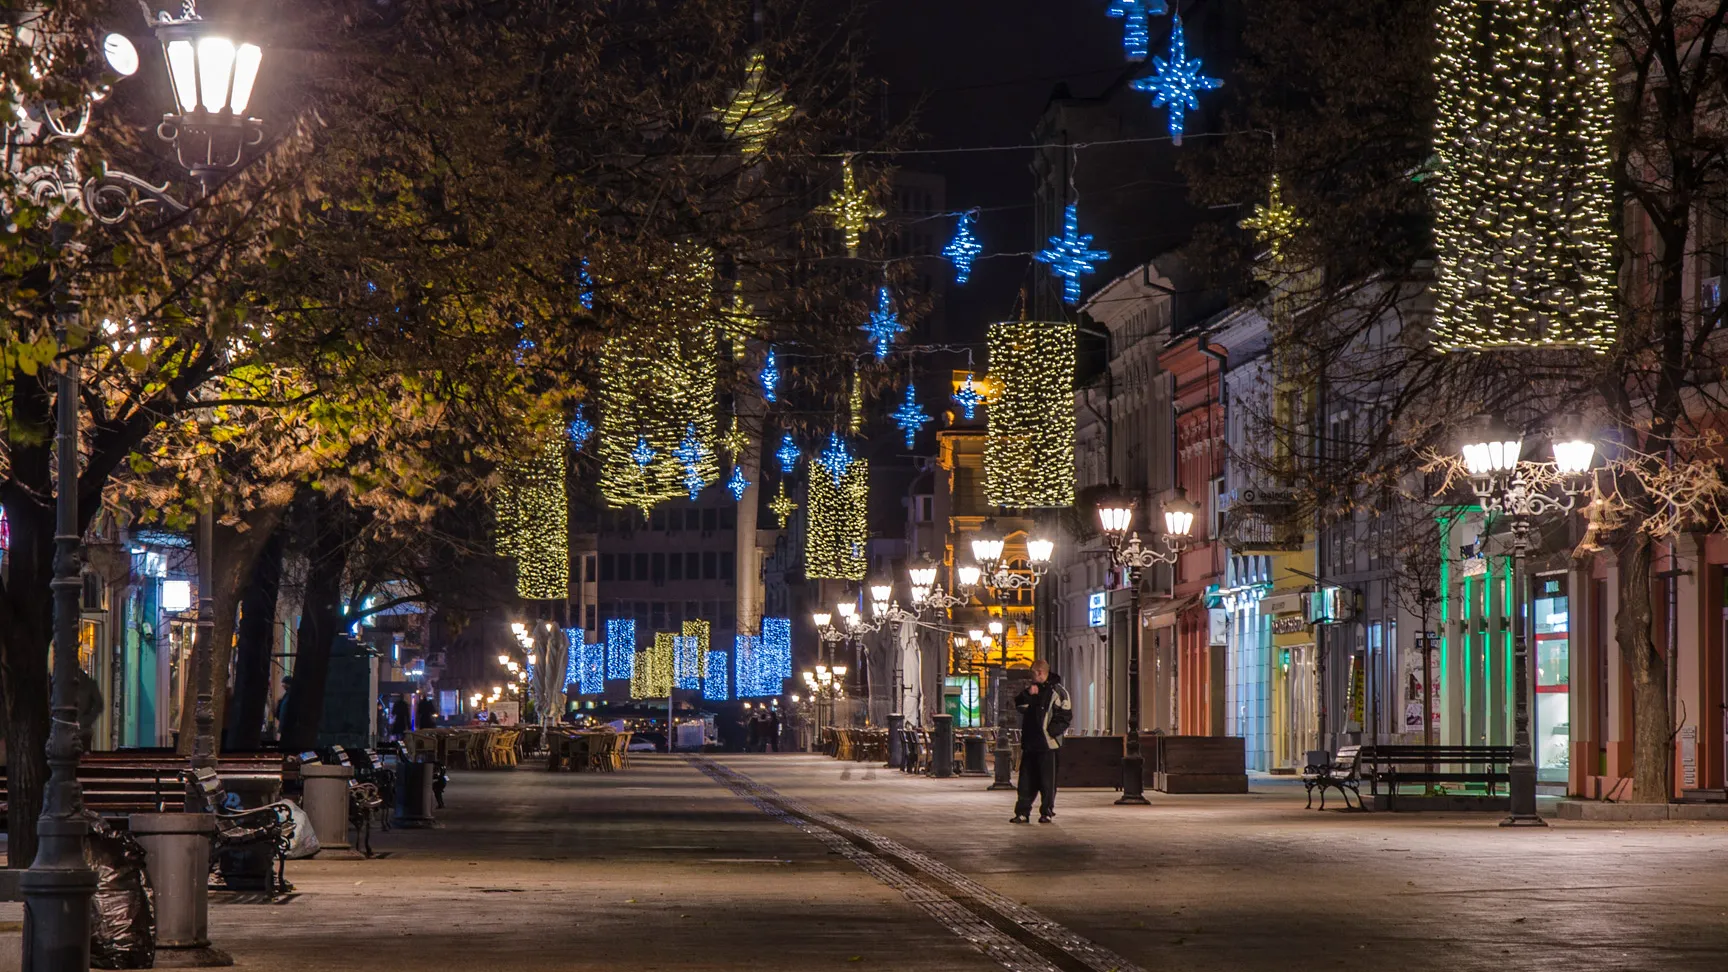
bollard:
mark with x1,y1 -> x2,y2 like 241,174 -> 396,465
393,759 -> 437,829
931,714 -> 955,779
129,811 -> 231,967
300,764 -> 354,851
886,713 -> 905,769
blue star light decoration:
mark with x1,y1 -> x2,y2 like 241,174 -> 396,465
630,436 -> 656,470
953,373 -> 983,419
673,423 -> 711,500
578,259 -> 595,310
816,432 -> 854,482
1106,0 -> 1167,60
891,384 -> 932,448
760,347 -> 780,403
726,465 -> 751,501
942,211 -> 983,285
776,434 -> 800,474
1035,203 -> 1111,305
860,287 -> 903,360
1129,15 -> 1221,146
567,406 -> 594,451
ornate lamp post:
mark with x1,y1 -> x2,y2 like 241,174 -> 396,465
1459,414 -> 1593,827
957,521 -> 1053,791
1095,485 -> 1196,805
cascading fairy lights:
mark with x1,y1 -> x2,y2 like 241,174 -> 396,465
683,620 -> 711,674
815,157 -> 883,256
985,320 -> 1077,508
891,383 -> 931,448
674,635 -> 702,690
711,51 -> 795,156
582,635 -> 606,695
860,287 -> 903,360
632,633 -> 675,698
769,481 -> 797,528
1128,14 -> 1222,146
606,618 -> 637,681
736,620 -> 792,698
495,440 -> 568,600
1034,203 -> 1110,305
1431,0 -> 1615,351
942,210 -> 982,284
703,650 -> 730,701
1106,0 -> 1167,60
805,458 -> 868,580
563,628 -> 584,689
953,372 -> 983,420
579,259 -> 596,310
734,634 -> 761,697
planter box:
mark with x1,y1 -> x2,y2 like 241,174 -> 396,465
1055,735 -> 1124,788
1153,736 -> 1247,794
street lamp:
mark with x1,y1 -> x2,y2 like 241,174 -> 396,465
1096,484 -> 1194,805
1459,414 -> 1593,827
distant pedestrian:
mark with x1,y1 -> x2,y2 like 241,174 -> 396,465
1010,660 -> 1072,825
767,709 -> 781,752
275,676 -> 294,736
746,711 -> 763,752
390,695 -> 411,739
415,694 -> 437,731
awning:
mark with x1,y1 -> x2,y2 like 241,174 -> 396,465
1139,593 -> 1202,629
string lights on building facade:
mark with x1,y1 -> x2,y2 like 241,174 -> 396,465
861,286 -> 903,360
1035,203 -> 1111,305
891,383 -> 931,448
494,440 -> 569,599
1128,14 -> 1221,145
805,458 -> 868,580
1431,0 -> 1615,351
815,157 -> 883,256
711,51 -> 796,156
606,618 -> 637,681
942,210 -> 982,284
984,320 -> 1077,508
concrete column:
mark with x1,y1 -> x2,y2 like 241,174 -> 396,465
1674,535 -> 1706,795
1568,563 -> 1596,797
301,764 -> 354,851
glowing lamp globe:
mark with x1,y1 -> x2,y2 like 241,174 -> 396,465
1026,538 -> 1055,564
832,665 -> 847,678
870,583 -> 892,604
1460,415 -> 1523,476
987,620 -> 1004,636
103,33 -> 140,76
1552,437 -> 1595,476
1095,486 -> 1135,538
812,612 -> 831,629
970,520 -> 1005,567
956,565 -> 981,588
910,586 -> 930,605
1162,488 -> 1199,538
836,602 -> 857,621
908,562 -> 938,588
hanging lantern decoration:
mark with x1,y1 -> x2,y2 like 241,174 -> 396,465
942,210 -> 982,284
711,51 -> 795,156
985,320 -> 1076,508
953,372 -> 983,420
769,481 -> 797,528
1128,14 -> 1222,146
495,439 -> 568,600
891,383 -> 931,448
1034,203 -> 1110,305
776,434 -> 800,474
815,156 -> 883,256
806,458 -> 868,580
860,286 -> 903,360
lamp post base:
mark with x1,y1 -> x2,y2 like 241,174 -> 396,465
988,744 -> 1015,790
1115,754 -> 1151,805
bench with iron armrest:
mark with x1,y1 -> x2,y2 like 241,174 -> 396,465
1363,745 -> 1515,810
0,752 -> 287,820
344,747 -> 397,831
183,767 -> 294,894
1302,746 -> 1364,810
311,748 -> 386,856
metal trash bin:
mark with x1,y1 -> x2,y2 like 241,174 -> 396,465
300,764 -> 353,851
393,759 -> 437,828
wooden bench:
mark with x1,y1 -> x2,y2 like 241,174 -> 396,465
1302,745 -> 1364,810
184,766 -> 294,895
0,751 -> 288,821
1364,745 -> 1515,810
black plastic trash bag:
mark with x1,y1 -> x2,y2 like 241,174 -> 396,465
86,813 -> 155,970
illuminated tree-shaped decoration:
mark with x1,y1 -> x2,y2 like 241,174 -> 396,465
567,406 -> 594,451
769,481 -> 797,528
726,465 -> 751,501
806,458 -> 868,580
776,434 -> 800,473
673,422 -> 714,500
711,51 -> 795,156
1238,174 -> 1303,264
1106,0 -> 1167,61
816,431 -> 855,483
953,372 -> 983,420
1035,204 -> 1110,306
815,157 -> 883,256
1128,14 -> 1222,146
984,320 -> 1077,508
860,286 -> 903,360
606,618 -> 636,681
495,440 -> 569,600
891,384 -> 931,448
760,347 -> 780,402
1431,0 -> 1615,350
942,210 -> 983,284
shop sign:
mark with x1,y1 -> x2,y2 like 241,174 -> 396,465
1271,615 -> 1308,635
1208,608 -> 1229,647
1087,591 -> 1107,628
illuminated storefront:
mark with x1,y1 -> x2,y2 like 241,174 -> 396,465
1532,573 -> 1570,783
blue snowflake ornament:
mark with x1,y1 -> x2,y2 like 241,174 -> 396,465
1128,15 -> 1221,145
578,259 -> 595,310
567,406 -> 594,450
953,373 -> 983,420
1035,204 -> 1111,305
942,211 -> 983,285
776,434 -> 800,474
891,384 -> 932,449
631,436 -> 656,470
1106,0 -> 1168,61
726,465 -> 751,501
860,287 -> 903,360
673,423 -> 711,500
816,432 -> 854,483
760,347 -> 780,403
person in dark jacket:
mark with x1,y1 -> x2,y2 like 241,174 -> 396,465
1011,660 -> 1072,824
390,695 -> 411,740
415,694 -> 438,731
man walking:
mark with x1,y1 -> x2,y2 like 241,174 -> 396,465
1011,659 -> 1072,824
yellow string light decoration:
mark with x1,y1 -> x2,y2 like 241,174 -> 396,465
682,619 -> 711,677
721,281 -> 762,359
849,376 -> 864,434
495,439 -> 569,600
711,51 -> 795,156
805,459 -> 868,580
984,320 -> 1076,508
1430,0 -> 1615,351
599,245 -> 720,512
769,481 -> 797,528
631,633 -> 676,698
1238,174 -> 1303,264
814,157 -> 882,257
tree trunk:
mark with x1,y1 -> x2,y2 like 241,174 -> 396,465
280,500 -> 352,753
227,526 -> 285,750
1,498 -> 56,868
1616,531 -> 1671,803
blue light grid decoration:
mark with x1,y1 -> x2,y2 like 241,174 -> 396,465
1035,203 -> 1111,305
1106,0 -> 1167,60
776,434 -> 800,474
674,635 -> 702,690
760,348 -> 779,403
816,432 -> 854,483
860,287 -> 903,360
954,373 -> 983,420
579,259 -> 595,310
567,406 -> 594,451
581,636 -> 605,695
734,634 -> 761,697
891,384 -> 931,448
703,650 -> 730,701
606,618 -> 636,680
726,465 -> 751,500
1128,14 -> 1221,146
631,437 -> 655,470
563,628 -> 583,688
673,423 -> 711,500
761,617 -> 792,691
942,211 -> 982,285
